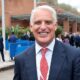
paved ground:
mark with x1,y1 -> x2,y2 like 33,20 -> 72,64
0,50 -> 14,80
0,68 -> 14,80
0,50 -> 11,62
0,50 -> 14,71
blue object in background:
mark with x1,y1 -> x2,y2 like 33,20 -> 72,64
9,43 -> 17,59
15,45 -> 30,55
6,39 -> 35,59
5,40 -> 9,50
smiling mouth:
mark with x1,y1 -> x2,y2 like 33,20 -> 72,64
38,32 -> 49,37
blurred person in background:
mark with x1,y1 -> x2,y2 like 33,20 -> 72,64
0,33 -> 5,62
8,32 -> 17,43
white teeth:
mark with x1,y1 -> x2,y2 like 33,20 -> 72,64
39,32 -> 48,35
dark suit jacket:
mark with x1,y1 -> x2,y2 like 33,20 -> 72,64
13,40 -> 80,80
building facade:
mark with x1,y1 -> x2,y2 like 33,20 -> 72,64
0,0 -> 34,27
0,0 -> 80,33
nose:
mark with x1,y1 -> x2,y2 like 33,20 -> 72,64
40,21 -> 46,30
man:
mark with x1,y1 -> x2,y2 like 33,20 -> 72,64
13,5 -> 80,80
8,32 -> 17,43
0,33 -> 5,61
8,32 -> 17,60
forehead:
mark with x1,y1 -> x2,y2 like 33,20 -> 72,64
33,9 -> 53,21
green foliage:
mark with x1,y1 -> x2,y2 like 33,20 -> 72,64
10,25 -> 20,36
0,25 -> 31,39
55,26 -> 63,37
5,28 -> 10,39
8,25 -> 31,38
58,3 -> 78,15
0,28 -> 9,39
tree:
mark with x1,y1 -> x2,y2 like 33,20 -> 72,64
47,0 -> 58,6
40,0 -> 58,6
58,3 -> 79,15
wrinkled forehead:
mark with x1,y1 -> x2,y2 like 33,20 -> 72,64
33,9 -> 54,22
30,6 -> 57,25
34,10 -> 53,20
33,8 -> 53,17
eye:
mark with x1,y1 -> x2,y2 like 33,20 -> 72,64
45,20 -> 53,25
34,21 -> 41,25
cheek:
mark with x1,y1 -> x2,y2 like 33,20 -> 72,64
51,27 -> 56,32
31,30 -> 38,37
50,27 -> 56,36
30,27 -> 36,34
30,25 -> 39,32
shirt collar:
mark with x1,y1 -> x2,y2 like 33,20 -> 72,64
35,39 -> 55,55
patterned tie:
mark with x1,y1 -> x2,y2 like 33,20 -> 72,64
40,48 -> 48,80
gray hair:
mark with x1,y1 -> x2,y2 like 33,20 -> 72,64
30,5 -> 57,25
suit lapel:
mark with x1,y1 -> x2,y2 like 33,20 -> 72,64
49,40 -> 65,80
25,45 -> 38,80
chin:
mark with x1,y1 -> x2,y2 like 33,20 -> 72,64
38,40 -> 50,46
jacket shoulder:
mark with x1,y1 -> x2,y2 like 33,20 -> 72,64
14,45 -> 35,61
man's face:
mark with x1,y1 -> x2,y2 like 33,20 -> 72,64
30,9 -> 57,47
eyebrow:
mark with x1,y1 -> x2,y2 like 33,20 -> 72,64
34,20 -> 53,24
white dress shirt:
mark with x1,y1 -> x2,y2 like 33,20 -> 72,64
35,39 -> 55,80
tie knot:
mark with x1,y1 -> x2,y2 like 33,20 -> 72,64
41,48 -> 48,56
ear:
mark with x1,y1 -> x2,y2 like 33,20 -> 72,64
29,24 -> 33,32
54,22 -> 58,31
